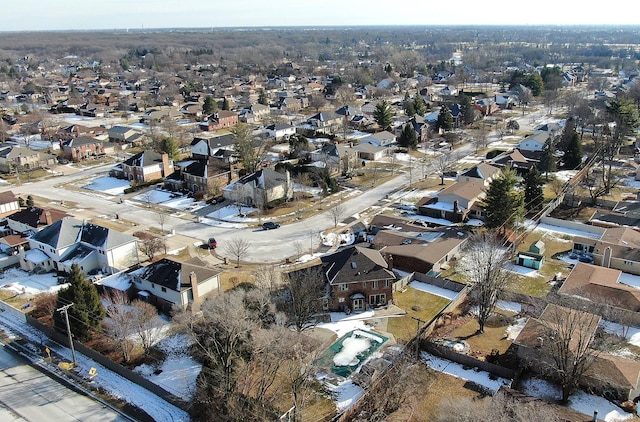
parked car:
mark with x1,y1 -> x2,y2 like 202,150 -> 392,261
262,222 -> 281,230
578,253 -> 593,263
208,237 -> 217,249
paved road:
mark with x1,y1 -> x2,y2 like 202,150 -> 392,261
1,106 -> 553,264
0,343 -> 129,422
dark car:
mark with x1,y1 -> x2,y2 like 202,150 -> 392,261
578,253 -> 593,263
262,222 -> 281,230
208,237 -> 217,249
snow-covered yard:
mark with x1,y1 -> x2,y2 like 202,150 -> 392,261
0,268 -> 66,296
83,176 -> 131,196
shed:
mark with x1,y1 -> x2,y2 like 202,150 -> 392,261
515,241 -> 545,270
529,240 -> 545,255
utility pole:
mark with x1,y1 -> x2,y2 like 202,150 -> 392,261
57,303 -> 77,366
411,316 -> 427,356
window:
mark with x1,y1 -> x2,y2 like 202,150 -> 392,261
161,287 -> 167,292
362,281 -> 367,289
372,280 -> 378,289
369,294 -> 386,306
624,260 -> 633,266
385,280 -> 391,288
151,283 -> 155,289
339,283 -> 349,291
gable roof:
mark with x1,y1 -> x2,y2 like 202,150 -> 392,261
559,262 -> 640,311
134,257 -> 220,292
7,207 -> 69,229
459,163 -> 500,181
320,245 -> 394,285
122,150 -> 164,167
437,181 -> 486,202
31,217 -> 136,250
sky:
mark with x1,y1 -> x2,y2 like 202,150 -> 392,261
2,0 -> 639,32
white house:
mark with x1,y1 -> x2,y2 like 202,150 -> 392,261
361,130 -> 396,147
130,257 -> 221,312
20,217 -> 139,275
266,123 -> 296,140
518,132 -> 550,152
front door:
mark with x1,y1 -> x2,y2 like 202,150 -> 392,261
353,298 -> 364,311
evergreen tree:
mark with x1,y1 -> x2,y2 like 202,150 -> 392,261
563,131 -> 583,169
398,123 -> 418,150
54,264 -> 105,341
404,99 -> 416,117
483,167 -> 524,234
258,90 -> 268,106
222,97 -> 230,111
526,72 -> 544,96
413,94 -> 427,116
523,166 -> 544,214
26,195 -> 34,207
436,105 -> 454,132
538,140 -> 557,179
459,94 -> 475,126
202,95 -> 218,115
160,137 -> 179,161
373,100 -> 394,130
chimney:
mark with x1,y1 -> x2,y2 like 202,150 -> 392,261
386,254 -> 393,271
43,210 -> 53,226
453,200 -> 459,215
189,271 -> 199,309
592,410 -> 598,422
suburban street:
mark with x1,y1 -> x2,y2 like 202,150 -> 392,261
0,107 -> 553,264
0,342 -> 128,422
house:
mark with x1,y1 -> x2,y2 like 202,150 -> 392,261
6,207 -> 70,235
199,110 -> 239,131
518,132 -> 550,152
515,240 -> 545,270
418,181 -> 487,224
130,257 -> 221,312
190,134 -> 236,160
457,163 -> 501,186
371,221 -> 469,274
165,157 -> 236,194
108,126 -> 143,144
490,149 -> 537,175
140,108 -> 182,125
319,245 -> 396,312
61,136 -> 106,161
239,103 -> 270,124
20,217 -> 139,276
361,131 -> 396,147
572,227 -> 640,276
514,303 -> 640,402
0,191 -> 20,215
558,262 -> 640,312
307,111 -> 343,133
222,168 -> 293,209
0,144 -> 57,173
473,98 -> 500,116
266,123 -> 296,140
111,150 -> 173,183
350,142 -> 389,161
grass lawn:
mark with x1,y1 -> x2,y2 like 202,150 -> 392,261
0,289 -> 30,310
446,312 -> 517,357
387,287 -> 450,343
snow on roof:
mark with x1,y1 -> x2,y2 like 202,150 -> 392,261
24,248 -> 50,264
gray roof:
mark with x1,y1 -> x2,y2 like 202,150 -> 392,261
31,217 -> 136,250
122,150 -> 164,167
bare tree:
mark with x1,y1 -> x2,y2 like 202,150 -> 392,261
529,304 -> 601,404
280,267 -> 326,332
435,389 -> 562,422
223,237 -> 251,267
457,230 -> 512,333
253,265 -> 283,292
433,151 -> 456,185
103,290 -> 136,362
156,209 -> 168,236
328,203 -> 346,228
131,300 -> 163,356
137,233 -> 165,261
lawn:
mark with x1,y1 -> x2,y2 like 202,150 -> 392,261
387,287 -> 450,343
446,312 -> 517,357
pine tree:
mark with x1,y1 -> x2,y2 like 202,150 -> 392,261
398,123 -> 418,150
526,72 -> 544,96
222,97 -> 230,111
26,195 -> 34,207
202,95 -> 218,115
524,166 -> 544,214
563,131 -> 583,169
483,167 -> 524,234
413,94 -> 427,116
538,140 -> 557,179
436,105 -> 454,132
404,99 -> 416,117
373,100 -> 394,130
54,264 -> 105,341
459,94 -> 475,126
258,90 -> 268,106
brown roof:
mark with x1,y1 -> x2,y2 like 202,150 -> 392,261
0,190 -> 17,205
589,354 -> 640,390
437,181 -> 485,202
383,236 -> 467,266
559,263 -> 640,311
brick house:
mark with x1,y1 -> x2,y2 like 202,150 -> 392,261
199,110 -> 239,131
165,157 -> 237,195
319,245 -> 396,312
418,181 -> 487,224
572,227 -> 640,276
60,135 -> 105,161
111,150 -> 174,183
